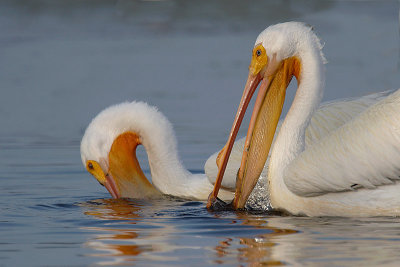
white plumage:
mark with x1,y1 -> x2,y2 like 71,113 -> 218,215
210,22 -> 400,216
286,90 -> 400,197
81,101 -> 234,200
205,90 -> 392,192
267,23 -> 400,216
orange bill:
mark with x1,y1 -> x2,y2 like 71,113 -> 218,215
207,43 -> 301,210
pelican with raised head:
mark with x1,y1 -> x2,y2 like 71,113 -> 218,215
208,22 -> 400,216
80,101 -> 234,200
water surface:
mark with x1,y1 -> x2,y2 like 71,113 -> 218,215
1,1 -> 400,266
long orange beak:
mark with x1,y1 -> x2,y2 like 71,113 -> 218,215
207,56 -> 300,210
206,72 -> 262,208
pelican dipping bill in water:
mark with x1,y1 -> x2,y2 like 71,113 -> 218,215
80,101 -> 234,200
208,22 -> 400,216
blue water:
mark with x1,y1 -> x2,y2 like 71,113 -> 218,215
1,1 -> 400,266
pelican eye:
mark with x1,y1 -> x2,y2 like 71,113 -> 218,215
88,162 -> 94,170
250,44 -> 267,75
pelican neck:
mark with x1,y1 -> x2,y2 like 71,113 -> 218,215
268,40 -> 325,191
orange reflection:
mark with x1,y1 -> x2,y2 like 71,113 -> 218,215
80,198 -> 179,265
82,198 -> 142,221
80,199 -> 149,265
213,212 -> 298,266
80,199 -> 145,264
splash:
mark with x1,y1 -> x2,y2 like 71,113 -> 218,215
245,167 -> 271,211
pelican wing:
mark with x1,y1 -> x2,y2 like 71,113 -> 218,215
206,90 -> 392,191
205,137 -> 246,191
304,90 -> 393,145
285,89 -> 400,197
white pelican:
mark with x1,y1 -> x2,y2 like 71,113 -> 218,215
80,101 -> 234,200
208,22 -> 400,216
80,93 -> 387,205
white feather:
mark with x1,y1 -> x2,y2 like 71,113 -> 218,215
286,89 -> 400,197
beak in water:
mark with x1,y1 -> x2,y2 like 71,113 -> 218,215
105,173 -> 120,199
207,43 -> 301,210
86,132 -> 161,199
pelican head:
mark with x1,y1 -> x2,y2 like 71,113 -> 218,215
80,101 -> 177,199
208,22 -> 325,209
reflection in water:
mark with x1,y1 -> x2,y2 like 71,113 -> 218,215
213,213 -> 298,266
235,215 -> 400,266
83,199 -> 142,221
81,199 -> 299,266
239,229 -> 295,266
81,199 -> 145,265
81,199 -> 163,265
80,198 -> 198,265
79,199 -> 400,266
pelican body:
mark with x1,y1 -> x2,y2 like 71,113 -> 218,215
208,22 -> 400,217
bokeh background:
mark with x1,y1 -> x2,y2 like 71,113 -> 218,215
1,0 -> 399,169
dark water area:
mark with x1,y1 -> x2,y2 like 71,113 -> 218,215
1,0 -> 400,266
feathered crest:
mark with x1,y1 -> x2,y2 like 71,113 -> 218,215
306,23 -> 328,64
